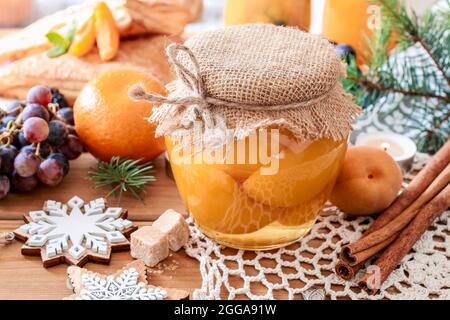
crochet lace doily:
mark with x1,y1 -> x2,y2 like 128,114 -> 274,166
185,153 -> 450,300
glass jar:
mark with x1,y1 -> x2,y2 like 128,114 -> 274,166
132,25 -> 360,250
224,0 -> 311,31
166,130 -> 347,250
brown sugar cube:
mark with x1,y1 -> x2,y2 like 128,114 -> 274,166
152,209 -> 190,251
130,226 -> 169,267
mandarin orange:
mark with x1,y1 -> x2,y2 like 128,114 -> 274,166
74,69 -> 166,162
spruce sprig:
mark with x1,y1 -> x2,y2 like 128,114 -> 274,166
88,157 -> 156,203
342,0 -> 450,153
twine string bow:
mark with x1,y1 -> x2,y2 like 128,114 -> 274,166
129,44 -> 221,131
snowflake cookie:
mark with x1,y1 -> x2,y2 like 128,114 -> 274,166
65,260 -> 190,300
14,196 -> 137,267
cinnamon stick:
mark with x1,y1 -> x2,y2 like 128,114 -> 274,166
358,183 -> 450,295
340,162 -> 450,266
335,261 -> 362,280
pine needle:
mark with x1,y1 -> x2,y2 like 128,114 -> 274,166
88,157 -> 156,204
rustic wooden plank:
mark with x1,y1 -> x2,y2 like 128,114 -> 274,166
0,153 -> 186,221
0,220 -> 200,300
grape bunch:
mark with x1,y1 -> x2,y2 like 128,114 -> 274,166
0,86 -> 84,199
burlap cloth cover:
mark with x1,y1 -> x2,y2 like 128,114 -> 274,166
130,24 -> 361,146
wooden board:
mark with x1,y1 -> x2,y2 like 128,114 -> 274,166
0,220 -> 201,300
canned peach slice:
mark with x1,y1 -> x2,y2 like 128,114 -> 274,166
242,139 -> 346,208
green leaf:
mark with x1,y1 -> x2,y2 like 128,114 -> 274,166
66,21 -> 77,43
46,46 -> 68,58
46,32 -> 70,49
45,21 -> 78,58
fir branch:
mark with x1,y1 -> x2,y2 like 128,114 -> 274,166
344,0 -> 450,153
415,38 -> 450,88
374,0 -> 450,86
428,109 -> 450,138
88,157 -> 156,204
348,77 -> 450,102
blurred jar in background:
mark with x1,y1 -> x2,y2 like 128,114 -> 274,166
322,0 -> 378,65
322,0 -> 437,65
224,0 -> 311,31
0,0 -> 33,27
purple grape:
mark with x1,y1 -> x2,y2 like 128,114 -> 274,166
51,88 -> 69,109
1,115 -> 16,128
21,145 -> 37,154
336,44 -> 357,64
11,172 -> 38,192
27,86 -> 52,107
37,158 -> 64,187
14,151 -> 41,178
38,142 -> 52,158
57,108 -> 74,125
22,103 -> 50,122
67,125 -> 78,136
11,133 -> 22,149
5,101 -> 24,117
0,175 -> 10,199
47,120 -> 68,147
17,132 -> 31,147
0,145 -> 18,175
23,117 -> 49,143
59,135 -> 83,160
48,153 -> 70,175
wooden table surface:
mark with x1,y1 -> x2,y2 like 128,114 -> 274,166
0,154 -> 204,300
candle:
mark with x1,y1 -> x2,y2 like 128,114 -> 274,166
355,132 -> 417,171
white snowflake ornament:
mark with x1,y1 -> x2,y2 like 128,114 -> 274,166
78,268 -> 167,300
14,196 -> 137,267
65,260 -> 190,300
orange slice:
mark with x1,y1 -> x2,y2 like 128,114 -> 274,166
182,165 -> 237,231
172,162 -> 282,235
69,15 -> 96,57
278,186 -> 331,226
242,139 -> 347,208
94,2 -> 120,61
